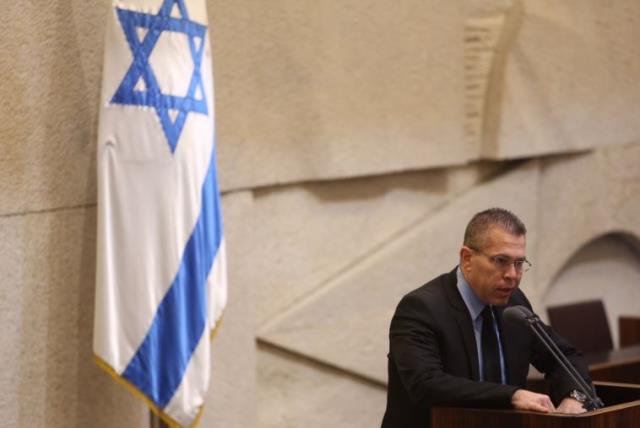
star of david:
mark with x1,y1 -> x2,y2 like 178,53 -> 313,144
111,0 -> 208,153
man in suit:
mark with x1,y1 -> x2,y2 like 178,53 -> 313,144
381,208 -> 592,428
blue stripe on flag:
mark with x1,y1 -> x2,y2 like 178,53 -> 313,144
122,143 -> 223,408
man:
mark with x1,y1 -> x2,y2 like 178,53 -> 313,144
381,208 -> 592,428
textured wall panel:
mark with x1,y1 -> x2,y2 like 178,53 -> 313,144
259,163 -> 540,382
0,217 -> 24,427
0,208 -> 147,427
484,1 -> 640,158
246,164 -> 499,328
535,144 -> 640,299
212,0 -> 468,190
200,191 -> 257,428
0,1 -> 105,215
257,345 -> 386,428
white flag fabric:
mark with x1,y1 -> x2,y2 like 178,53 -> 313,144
93,0 -> 227,426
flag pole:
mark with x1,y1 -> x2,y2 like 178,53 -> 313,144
150,411 -> 169,428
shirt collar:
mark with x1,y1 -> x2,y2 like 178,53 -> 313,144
456,266 -> 486,321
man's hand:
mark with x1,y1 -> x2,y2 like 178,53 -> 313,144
556,397 -> 586,414
511,389 -> 556,413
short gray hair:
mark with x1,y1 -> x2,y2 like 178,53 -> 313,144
463,208 -> 527,249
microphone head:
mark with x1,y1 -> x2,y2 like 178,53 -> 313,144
503,305 -> 534,326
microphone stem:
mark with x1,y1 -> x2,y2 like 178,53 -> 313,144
534,321 -> 597,397
526,317 -> 602,410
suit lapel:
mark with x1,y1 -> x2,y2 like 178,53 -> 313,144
443,270 -> 480,381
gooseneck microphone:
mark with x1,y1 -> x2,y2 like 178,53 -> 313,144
503,305 -> 604,411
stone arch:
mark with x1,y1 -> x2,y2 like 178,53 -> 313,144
541,231 -> 640,347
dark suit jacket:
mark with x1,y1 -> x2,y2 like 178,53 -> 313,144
381,268 -> 591,428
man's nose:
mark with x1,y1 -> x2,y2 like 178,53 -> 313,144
503,263 -> 518,278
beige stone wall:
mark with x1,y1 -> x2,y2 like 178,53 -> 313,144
2,1 -> 640,428
212,0 -> 469,190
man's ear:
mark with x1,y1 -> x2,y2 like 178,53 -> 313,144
459,246 -> 472,270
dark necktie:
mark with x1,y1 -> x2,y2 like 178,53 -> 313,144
481,305 -> 502,383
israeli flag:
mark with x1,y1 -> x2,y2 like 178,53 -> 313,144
93,0 -> 227,426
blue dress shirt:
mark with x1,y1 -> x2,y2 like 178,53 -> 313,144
456,267 -> 506,384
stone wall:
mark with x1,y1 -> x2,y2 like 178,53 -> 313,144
1,0 -> 640,427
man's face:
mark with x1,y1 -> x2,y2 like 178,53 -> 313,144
460,226 -> 526,306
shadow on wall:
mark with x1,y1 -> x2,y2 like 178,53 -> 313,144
542,232 -> 640,348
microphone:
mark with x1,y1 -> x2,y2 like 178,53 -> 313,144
503,305 -> 604,411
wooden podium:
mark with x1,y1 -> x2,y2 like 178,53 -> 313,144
431,382 -> 640,428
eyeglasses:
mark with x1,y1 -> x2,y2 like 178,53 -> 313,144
468,247 -> 532,273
